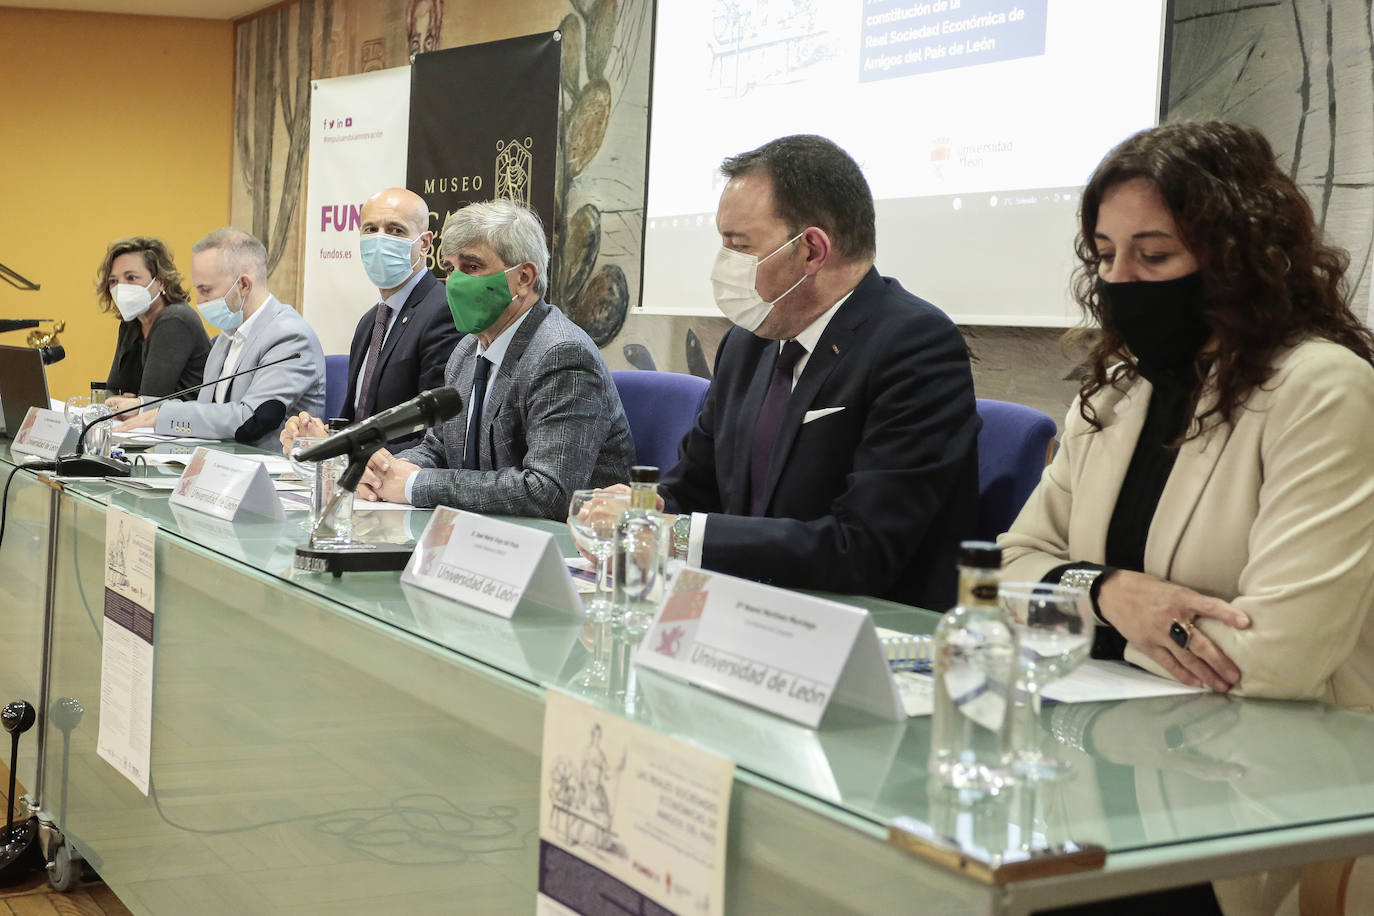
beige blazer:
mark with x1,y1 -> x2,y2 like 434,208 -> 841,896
1000,338 -> 1374,708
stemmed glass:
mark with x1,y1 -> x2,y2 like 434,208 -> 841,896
567,488 -> 632,687
999,582 -> 1093,781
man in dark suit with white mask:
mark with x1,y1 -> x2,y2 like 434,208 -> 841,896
657,134 -> 980,609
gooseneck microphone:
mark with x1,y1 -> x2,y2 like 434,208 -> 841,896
42,352 -> 303,478
295,387 -> 463,464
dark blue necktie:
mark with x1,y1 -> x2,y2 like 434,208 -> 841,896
749,340 -> 805,516
463,356 -> 491,470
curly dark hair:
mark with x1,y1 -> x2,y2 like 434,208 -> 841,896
93,236 -> 191,317
1071,119 -> 1374,434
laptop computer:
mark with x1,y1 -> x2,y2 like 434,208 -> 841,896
0,344 -> 51,437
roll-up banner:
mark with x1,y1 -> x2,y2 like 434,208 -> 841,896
407,32 -> 562,278
302,66 -> 412,355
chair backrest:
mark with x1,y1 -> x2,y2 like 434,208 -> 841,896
611,370 -> 711,472
323,354 -> 350,420
975,398 -> 1058,541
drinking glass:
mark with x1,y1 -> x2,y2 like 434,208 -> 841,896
1000,582 -> 1093,781
64,396 -> 90,427
82,404 -> 114,457
568,488 -> 632,686
290,437 -> 353,543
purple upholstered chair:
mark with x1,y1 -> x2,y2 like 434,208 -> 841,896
611,370 -> 711,472
975,398 -> 1057,541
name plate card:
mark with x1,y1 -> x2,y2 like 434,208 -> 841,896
11,407 -> 78,461
401,507 -> 582,619
167,447 -> 286,522
635,569 -> 903,727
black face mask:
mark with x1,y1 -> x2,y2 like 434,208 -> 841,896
1098,272 -> 1211,379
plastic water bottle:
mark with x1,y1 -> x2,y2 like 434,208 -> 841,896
609,466 -> 669,702
930,541 -> 1017,797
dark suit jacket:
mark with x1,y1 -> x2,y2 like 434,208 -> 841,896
343,270 -> 464,449
660,268 -> 980,609
398,299 -> 636,519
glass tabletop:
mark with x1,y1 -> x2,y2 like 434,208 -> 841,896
9,442 -> 1374,873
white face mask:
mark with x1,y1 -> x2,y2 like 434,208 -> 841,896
111,277 -> 161,321
709,232 -> 807,332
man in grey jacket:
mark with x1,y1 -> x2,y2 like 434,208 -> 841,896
357,199 -> 633,520
114,227 -> 326,449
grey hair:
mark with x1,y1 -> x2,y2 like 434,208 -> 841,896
191,227 -> 269,283
439,200 -> 549,296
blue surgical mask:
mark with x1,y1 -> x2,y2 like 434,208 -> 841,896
198,280 -> 245,332
360,234 -> 421,289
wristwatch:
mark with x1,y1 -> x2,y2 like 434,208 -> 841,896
1059,566 -> 1112,623
671,514 -> 692,562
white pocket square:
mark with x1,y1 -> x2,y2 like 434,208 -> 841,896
803,407 -> 845,424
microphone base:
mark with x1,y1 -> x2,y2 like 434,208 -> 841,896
293,542 -> 414,578
54,455 -> 132,478
0,817 -> 42,887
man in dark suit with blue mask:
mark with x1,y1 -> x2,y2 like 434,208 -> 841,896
281,187 -> 463,453
657,135 -> 980,609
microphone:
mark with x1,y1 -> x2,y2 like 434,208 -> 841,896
0,320 -> 41,334
295,388 -> 462,464
41,352 -> 303,478
38,344 -> 64,365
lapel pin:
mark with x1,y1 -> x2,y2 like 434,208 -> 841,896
832,344 -> 839,355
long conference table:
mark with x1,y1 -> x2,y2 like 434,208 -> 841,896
3,442 -> 1374,915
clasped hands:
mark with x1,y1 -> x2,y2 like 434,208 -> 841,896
1098,570 -> 1252,693
106,395 -> 157,432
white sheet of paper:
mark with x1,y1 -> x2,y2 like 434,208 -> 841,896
538,690 -> 733,916
1041,659 -> 1205,703
896,659 -> 1203,717
635,569 -> 903,727
167,447 -> 287,521
104,478 -> 182,493
895,671 -> 935,717
401,507 -> 582,618
97,507 -> 157,795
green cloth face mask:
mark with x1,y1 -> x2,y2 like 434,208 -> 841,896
445,264 -> 519,333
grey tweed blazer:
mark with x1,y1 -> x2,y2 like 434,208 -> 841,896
398,299 -> 634,519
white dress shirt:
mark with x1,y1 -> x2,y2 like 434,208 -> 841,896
214,299 -> 271,403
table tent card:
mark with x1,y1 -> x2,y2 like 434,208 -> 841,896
636,568 -> 904,728
538,690 -> 734,916
10,407 -> 78,461
167,447 -> 287,522
402,507 -> 582,619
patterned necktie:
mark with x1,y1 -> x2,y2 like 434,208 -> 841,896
749,340 -> 806,516
463,355 -> 491,471
355,302 -> 391,418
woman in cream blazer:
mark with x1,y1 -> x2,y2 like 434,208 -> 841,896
1003,336 -> 1374,705
1001,119 -> 1374,916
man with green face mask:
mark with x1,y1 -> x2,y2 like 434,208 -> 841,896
356,199 -> 634,519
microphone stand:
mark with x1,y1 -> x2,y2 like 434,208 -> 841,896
43,352 -> 302,478
307,438 -> 381,547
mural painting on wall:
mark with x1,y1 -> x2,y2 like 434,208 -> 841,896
1168,0 -> 1374,316
232,0 -> 654,356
